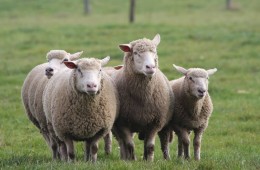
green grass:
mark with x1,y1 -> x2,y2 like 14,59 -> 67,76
0,0 -> 260,169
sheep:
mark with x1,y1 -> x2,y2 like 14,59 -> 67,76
43,56 -> 119,162
111,34 -> 174,161
21,50 -> 83,160
159,64 -> 217,161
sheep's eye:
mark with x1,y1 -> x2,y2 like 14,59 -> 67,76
189,77 -> 193,80
133,51 -> 138,55
63,58 -> 68,62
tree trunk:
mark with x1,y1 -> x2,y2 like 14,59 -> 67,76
226,0 -> 232,10
129,0 -> 135,23
84,0 -> 91,14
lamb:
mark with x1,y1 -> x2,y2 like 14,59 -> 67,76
21,50 -> 83,159
159,64 -> 217,160
43,56 -> 119,162
112,34 -> 174,161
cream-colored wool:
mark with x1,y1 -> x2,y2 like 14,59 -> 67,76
21,50 -> 82,160
43,58 -> 119,162
112,34 -> 174,161
159,65 -> 217,161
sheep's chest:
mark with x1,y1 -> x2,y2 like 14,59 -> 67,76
54,97 -> 113,140
120,93 -> 169,130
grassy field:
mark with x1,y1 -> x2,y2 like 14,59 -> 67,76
0,0 -> 260,169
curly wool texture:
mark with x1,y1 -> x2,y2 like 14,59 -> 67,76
113,38 -> 173,134
44,59 -> 119,141
169,69 -> 213,131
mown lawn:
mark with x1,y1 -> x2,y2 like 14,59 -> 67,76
0,0 -> 260,169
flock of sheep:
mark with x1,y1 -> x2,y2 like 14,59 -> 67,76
21,34 -> 217,162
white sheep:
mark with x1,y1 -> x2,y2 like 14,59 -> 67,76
43,57 -> 119,162
159,64 -> 217,160
21,50 -> 83,160
112,34 -> 174,161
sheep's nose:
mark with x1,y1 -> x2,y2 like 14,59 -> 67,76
198,89 -> 206,94
146,65 -> 156,69
87,83 -> 97,88
45,67 -> 54,73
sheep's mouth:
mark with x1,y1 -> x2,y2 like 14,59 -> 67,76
197,94 -> 205,98
143,71 -> 155,77
86,90 -> 98,95
45,72 -> 53,79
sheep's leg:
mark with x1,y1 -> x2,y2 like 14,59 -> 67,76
47,122 -> 60,160
112,127 -> 127,160
59,141 -> 68,161
49,137 -> 59,160
64,139 -> 75,162
143,130 -> 157,161
89,141 -> 99,162
85,128 -> 105,162
84,141 -> 91,161
120,127 -> 135,160
103,131 -> 112,155
193,129 -> 203,161
181,130 -> 190,159
158,127 -> 172,160
177,134 -> 184,158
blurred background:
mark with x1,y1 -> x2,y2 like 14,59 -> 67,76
0,0 -> 259,169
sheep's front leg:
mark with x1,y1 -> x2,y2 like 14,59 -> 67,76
120,127 -> 135,160
158,127 -> 172,160
112,126 -> 127,160
64,139 -> 75,162
90,142 -> 99,162
85,142 -> 91,161
193,128 -> 203,161
177,134 -> 184,158
59,141 -> 68,161
180,129 -> 190,159
143,129 -> 157,161
103,131 -> 112,155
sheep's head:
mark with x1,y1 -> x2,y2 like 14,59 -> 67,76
45,50 -> 83,79
64,56 -> 110,95
119,34 -> 160,78
173,64 -> 217,99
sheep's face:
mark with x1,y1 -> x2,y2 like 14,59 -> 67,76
64,57 -> 110,95
132,50 -> 157,77
119,34 -> 160,78
45,51 -> 83,79
173,65 -> 217,99
45,58 -> 66,79
185,70 -> 210,99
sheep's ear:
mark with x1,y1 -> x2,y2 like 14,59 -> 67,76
119,44 -> 131,52
152,34 -> 160,46
64,61 -> 77,69
101,56 -> 110,66
207,68 -> 217,76
173,64 -> 188,75
114,65 -> 123,70
70,51 -> 83,61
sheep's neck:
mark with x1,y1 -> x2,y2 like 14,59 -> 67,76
183,91 -> 204,119
124,68 -> 156,98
